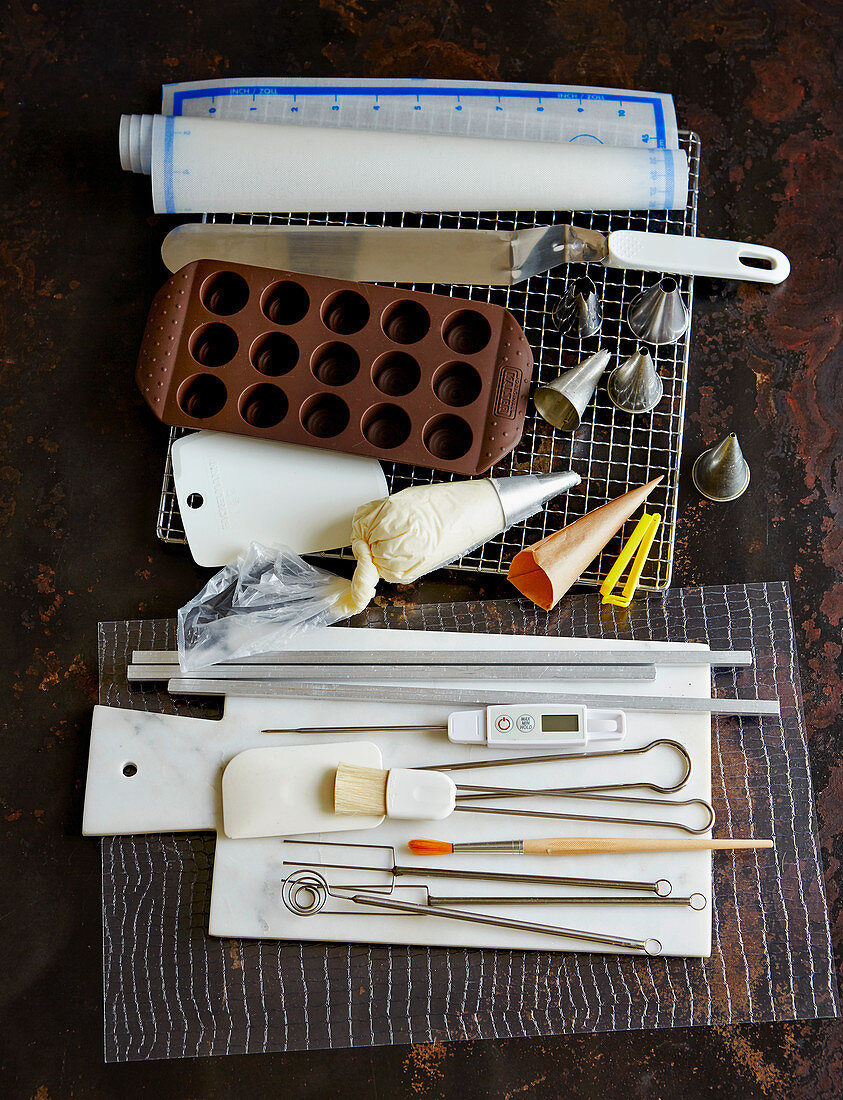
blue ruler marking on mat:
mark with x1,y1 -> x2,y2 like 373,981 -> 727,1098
167,83 -> 670,149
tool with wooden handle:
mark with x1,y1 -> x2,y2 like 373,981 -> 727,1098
408,837 -> 773,855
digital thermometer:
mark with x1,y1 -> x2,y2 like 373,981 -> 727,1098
447,705 -> 625,747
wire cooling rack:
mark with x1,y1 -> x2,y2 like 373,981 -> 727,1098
156,131 -> 699,590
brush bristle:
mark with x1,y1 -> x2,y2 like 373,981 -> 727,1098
408,838 -> 453,855
334,762 -> 389,815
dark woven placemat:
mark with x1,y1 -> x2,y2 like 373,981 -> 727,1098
98,582 -> 838,1061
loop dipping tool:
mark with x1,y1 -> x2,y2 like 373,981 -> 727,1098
279,870 -> 664,954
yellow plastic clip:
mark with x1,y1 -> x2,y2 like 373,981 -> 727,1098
600,511 -> 661,608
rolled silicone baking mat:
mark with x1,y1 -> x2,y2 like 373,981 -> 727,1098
119,114 -> 690,213
161,78 -> 681,150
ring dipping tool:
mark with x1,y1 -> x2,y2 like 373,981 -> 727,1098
280,870 -> 704,914
280,870 -> 664,954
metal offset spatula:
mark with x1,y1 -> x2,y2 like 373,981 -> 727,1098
162,222 -> 790,286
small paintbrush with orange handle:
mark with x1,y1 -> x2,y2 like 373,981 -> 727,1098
408,837 -> 773,856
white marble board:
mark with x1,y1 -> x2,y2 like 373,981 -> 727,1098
83,626 -> 713,956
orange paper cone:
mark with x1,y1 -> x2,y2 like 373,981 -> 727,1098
507,477 -> 663,610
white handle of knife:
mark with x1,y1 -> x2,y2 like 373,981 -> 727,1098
606,230 -> 790,284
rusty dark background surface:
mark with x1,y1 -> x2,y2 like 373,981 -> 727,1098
0,1 -> 840,1097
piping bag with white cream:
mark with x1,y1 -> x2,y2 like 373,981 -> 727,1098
177,471 -> 579,668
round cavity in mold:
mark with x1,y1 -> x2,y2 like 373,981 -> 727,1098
261,280 -> 310,325
381,300 -> 430,344
300,393 -> 350,439
311,341 -> 360,386
321,290 -> 370,335
200,270 -> 249,315
432,361 -> 483,407
177,373 -> 228,420
441,309 -> 492,355
362,403 -> 412,450
250,332 -> 299,376
122,762 -> 138,777
372,351 -> 421,397
423,414 -> 473,461
238,383 -> 288,429
186,493 -> 204,509
189,323 -> 238,368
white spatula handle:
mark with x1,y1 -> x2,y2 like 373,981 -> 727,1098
607,230 -> 790,283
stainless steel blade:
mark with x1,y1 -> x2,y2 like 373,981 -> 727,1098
161,222 -> 608,285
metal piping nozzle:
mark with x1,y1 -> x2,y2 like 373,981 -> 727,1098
490,470 -> 581,527
692,433 -> 751,502
552,275 -> 602,338
627,277 -> 690,344
607,347 -> 664,414
534,349 -> 611,431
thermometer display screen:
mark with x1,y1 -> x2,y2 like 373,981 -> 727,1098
540,714 -> 580,733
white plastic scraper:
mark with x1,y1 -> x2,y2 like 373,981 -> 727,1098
173,432 -> 388,567
221,742 -> 385,839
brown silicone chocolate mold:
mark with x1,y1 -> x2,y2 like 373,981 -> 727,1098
136,260 -> 534,475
